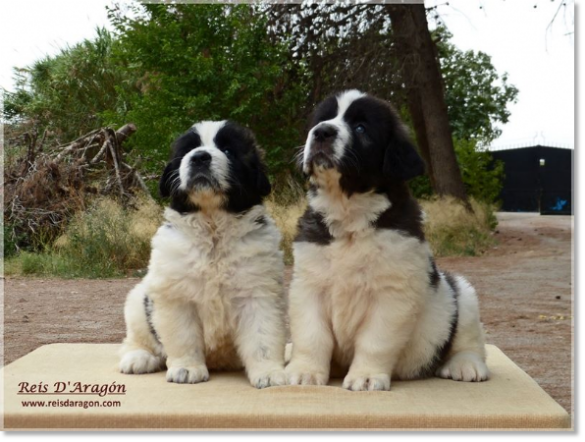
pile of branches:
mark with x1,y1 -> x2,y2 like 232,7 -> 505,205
4,123 -> 149,249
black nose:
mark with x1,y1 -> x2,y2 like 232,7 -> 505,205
190,150 -> 212,167
313,125 -> 336,142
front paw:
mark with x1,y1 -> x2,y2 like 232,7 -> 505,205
436,351 -> 489,382
285,363 -> 328,386
120,349 -> 163,374
249,368 -> 287,389
342,373 -> 391,391
166,365 -> 209,384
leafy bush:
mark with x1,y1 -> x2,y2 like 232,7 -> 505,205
455,139 -> 504,204
104,3 -> 307,187
410,139 -> 504,203
3,28 -> 135,141
3,223 -> 20,259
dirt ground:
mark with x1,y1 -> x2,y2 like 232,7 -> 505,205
2,213 -> 573,414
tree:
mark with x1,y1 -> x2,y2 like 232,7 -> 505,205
5,2 -> 515,202
437,27 -> 518,144
387,4 -> 469,204
267,3 -> 515,202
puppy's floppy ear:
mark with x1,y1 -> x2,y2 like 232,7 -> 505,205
248,136 -> 271,197
383,126 -> 426,181
159,161 -> 176,198
255,163 -> 272,197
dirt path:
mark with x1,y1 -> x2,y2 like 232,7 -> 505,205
2,213 -> 573,414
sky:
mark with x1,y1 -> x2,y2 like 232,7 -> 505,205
0,0 -> 575,150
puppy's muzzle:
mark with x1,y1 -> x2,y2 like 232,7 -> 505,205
188,151 -> 217,188
308,124 -> 337,170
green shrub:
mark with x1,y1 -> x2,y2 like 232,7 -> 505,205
455,138 -> 504,203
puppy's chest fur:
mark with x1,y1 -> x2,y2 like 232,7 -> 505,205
147,206 -> 283,365
296,180 -> 430,365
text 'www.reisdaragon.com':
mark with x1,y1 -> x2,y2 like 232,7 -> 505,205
21,399 -> 122,409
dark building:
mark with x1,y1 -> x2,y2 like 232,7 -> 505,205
491,145 -> 573,215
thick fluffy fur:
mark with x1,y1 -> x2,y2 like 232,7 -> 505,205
286,91 -> 489,391
120,121 -> 286,389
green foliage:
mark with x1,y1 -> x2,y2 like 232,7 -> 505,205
103,3 -> 307,183
3,28 -> 136,142
455,138 -> 504,203
436,27 -> 519,144
3,223 -> 18,258
3,6 -> 513,204
409,139 -> 504,203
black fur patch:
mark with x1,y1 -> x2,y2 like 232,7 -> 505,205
417,271 -> 460,378
444,271 -> 459,296
254,215 -> 267,226
294,207 -> 333,245
429,258 -> 440,289
372,182 -> 425,241
143,294 -> 160,343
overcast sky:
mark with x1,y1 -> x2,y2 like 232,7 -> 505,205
0,0 -> 575,149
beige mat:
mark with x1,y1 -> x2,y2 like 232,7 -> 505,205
1,344 -> 571,430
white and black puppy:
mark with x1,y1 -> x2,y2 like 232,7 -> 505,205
119,121 -> 286,389
285,90 -> 489,391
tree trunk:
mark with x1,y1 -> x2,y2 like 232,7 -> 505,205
405,79 -> 436,190
387,4 -> 469,205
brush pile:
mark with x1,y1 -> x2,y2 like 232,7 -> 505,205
4,123 -> 149,250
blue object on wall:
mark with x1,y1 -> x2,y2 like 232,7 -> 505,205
551,198 -> 567,211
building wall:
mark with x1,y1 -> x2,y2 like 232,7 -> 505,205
491,146 -> 572,214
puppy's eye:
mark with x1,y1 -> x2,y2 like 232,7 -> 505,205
355,125 -> 366,134
222,148 -> 231,156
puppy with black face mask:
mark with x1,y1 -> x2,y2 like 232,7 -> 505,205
119,121 -> 286,389
285,90 -> 489,391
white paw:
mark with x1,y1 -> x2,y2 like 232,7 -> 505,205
285,363 -> 328,386
166,365 -> 209,384
342,373 -> 391,391
437,351 -> 489,382
120,349 -> 163,374
249,368 -> 287,389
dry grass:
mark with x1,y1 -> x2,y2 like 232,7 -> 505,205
266,195 -> 497,262
6,194 -> 496,278
421,196 -> 498,257
7,197 -> 162,278
265,196 -> 307,265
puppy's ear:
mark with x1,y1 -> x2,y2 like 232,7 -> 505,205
249,138 -> 271,197
256,164 -> 272,197
383,127 -> 426,181
159,162 -> 176,198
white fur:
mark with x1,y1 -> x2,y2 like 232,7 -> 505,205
287,161 -> 488,392
303,90 -> 365,173
120,205 -> 286,389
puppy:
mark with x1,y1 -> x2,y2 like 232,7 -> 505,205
285,90 -> 489,391
119,121 -> 286,389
